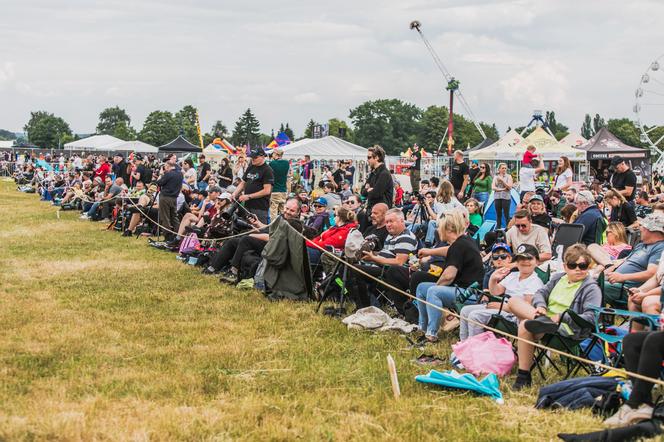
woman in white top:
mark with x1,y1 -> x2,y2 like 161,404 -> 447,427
233,155 -> 247,182
553,156 -> 573,191
492,163 -> 513,229
182,158 -> 197,187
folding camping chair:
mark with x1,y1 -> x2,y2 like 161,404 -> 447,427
472,220 -> 496,244
551,223 -> 585,259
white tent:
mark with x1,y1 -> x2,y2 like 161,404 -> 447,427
469,129 -> 524,161
281,136 -> 368,161
64,134 -> 124,150
0,140 -> 14,148
203,144 -> 229,162
515,128 -> 586,161
101,140 -> 158,153
559,132 -> 588,148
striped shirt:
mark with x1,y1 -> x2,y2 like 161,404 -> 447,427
377,229 -> 418,259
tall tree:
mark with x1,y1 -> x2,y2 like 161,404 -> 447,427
96,106 -> 133,136
303,119 -> 317,139
23,111 -> 72,149
203,120 -> 229,146
418,105 -> 448,151
328,118 -> 353,142
581,114 -> 594,139
284,123 -> 295,141
138,110 -> 178,146
544,111 -> 569,140
606,118 -> 644,147
230,108 -> 261,147
593,113 -> 606,133
175,105 -> 200,145
349,99 -> 421,154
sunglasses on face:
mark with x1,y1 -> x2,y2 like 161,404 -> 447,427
313,204 -> 325,208
515,223 -> 529,229
567,261 -> 590,270
492,254 -> 510,260
367,155 -> 374,159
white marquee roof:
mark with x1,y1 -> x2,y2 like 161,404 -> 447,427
281,136 -> 368,161
102,140 -> 158,153
63,134 -> 123,150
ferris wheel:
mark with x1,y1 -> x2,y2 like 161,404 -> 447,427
634,54 -> 664,172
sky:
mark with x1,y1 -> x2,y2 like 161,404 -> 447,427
2,0 -> 664,138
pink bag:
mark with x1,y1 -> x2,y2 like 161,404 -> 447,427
452,331 -> 516,377
178,233 -> 200,254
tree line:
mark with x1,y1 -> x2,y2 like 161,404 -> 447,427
6,100 -> 660,155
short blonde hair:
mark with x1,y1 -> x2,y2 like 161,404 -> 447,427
606,221 -> 628,244
437,209 -> 466,237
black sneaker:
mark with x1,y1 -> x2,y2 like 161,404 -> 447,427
511,372 -> 532,390
524,316 -> 559,335
202,266 -> 218,275
219,271 -> 238,285
122,229 -> 133,237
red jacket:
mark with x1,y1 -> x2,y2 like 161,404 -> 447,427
306,222 -> 358,251
95,162 -> 111,182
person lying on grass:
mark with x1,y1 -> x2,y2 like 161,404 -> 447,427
459,243 -> 543,341
510,244 -> 601,390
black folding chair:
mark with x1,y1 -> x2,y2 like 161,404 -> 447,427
551,223 -> 585,259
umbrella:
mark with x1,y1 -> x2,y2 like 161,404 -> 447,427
415,369 -> 504,404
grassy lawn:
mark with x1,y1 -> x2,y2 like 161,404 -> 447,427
0,178 -> 605,441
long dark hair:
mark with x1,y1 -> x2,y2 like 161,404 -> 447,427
478,163 -> 491,180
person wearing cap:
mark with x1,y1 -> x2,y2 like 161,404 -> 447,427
340,180 -> 353,200
458,243 -> 543,341
528,194 -> 551,230
518,158 -> 545,202
482,242 -> 514,289
305,197 -> 331,234
171,187 -> 230,244
269,148 -> 290,222
610,156 -> 637,201
231,147 -> 274,224
572,190 -> 605,246
602,213 -> 664,307
321,181 -> 342,211
155,161 -> 183,241
509,244 -> 601,390
505,209 -> 552,263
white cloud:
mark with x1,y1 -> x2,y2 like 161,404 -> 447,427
501,61 -> 569,110
293,92 -> 321,104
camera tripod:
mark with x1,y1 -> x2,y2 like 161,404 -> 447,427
315,258 -> 350,317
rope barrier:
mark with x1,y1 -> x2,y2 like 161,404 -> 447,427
296,225 -> 664,387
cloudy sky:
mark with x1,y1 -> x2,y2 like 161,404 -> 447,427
2,0 -> 663,138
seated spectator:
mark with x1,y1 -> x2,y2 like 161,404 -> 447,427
306,206 -> 358,265
588,221 -> 632,265
603,329 -> 664,426
560,204 -> 578,224
528,195 -> 551,230
603,213 -> 664,307
212,198 -> 302,282
360,203 -> 389,247
81,176 -> 124,221
346,208 -> 417,309
340,180 -> 353,200
305,197 -> 331,235
482,242 -> 513,288
573,190 -> 605,245
635,191 -> 654,218
407,190 -> 441,237
510,244 -> 601,389
563,188 -> 577,206
172,187 -> 229,245
415,210 -> 484,342
464,198 -> 482,228
459,244 -> 543,341
321,182 -> 342,210
605,189 -> 638,227
548,191 -> 565,218
123,184 -> 159,236
505,210 -> 552,263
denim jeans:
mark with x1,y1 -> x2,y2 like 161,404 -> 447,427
425,220 -> 439,245
416,282 -> 459,337
474,192 -> 488,205
87,201 -> 101,217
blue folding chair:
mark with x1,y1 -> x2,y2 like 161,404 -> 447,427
472,220 -> 496,243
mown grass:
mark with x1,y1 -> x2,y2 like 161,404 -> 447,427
0,178 -> 607,441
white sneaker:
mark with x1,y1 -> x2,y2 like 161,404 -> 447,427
79,214 -> 89,219
604,403 -> 653,427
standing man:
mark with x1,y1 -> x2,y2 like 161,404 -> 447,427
610,156 -> 637,201
156,161 -> 183,242
301,154 -> 314,192
232,147 -> 274,223
344,160 -> 355,185
111,154 -> 129,183
450,150 -> 469,201
518,158 -> 545,201
197,154 -> 211,191
362,145 -> 393,212
269,148 -> 290,221
409,144 -> 422,192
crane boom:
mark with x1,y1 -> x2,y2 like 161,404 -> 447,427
410,20 -> 487,140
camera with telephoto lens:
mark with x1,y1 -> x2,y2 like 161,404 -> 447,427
412,191 -> 426,203
359,234 -> 380,257
221,201 -> 257,232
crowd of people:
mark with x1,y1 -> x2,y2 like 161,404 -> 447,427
10,142 -> 664,429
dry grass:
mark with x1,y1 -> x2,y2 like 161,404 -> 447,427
0,179 -> 608,441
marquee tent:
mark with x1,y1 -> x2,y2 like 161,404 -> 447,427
102,140 -> 158,153
559,132 -> 588,148
577,127 -> 649,160
203,143 -> 230,161
468,129 -> 524,161
515,127 -> 586,161
281,136 -> 368,161
64,134 -> 123,150
158,135 -> 202,153
464,137 -> 495,155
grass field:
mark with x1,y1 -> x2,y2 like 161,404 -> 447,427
0,178 -> 607,441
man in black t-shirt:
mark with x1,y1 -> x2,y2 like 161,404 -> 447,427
409,145 -> 422,192
610,156 -> 637,201
449,150 -> 470,201
232,147 -> 274,223
197,155 -> 211,191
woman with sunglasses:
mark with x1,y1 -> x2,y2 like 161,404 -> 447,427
471,163 -> 492,205
509,244 -> 601,390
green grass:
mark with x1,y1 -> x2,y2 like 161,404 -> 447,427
0,178 -> 605,441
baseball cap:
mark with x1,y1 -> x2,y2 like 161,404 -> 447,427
491,242 -> 512,254
611,156 -> 626,167
134,153 -> 143,161
513,244 -> 540,261
529,195 -> 544,203
249,147 -> 266,158
640,213 -> 664,234
313,197 -> 328,206
219,192 -> 232,201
